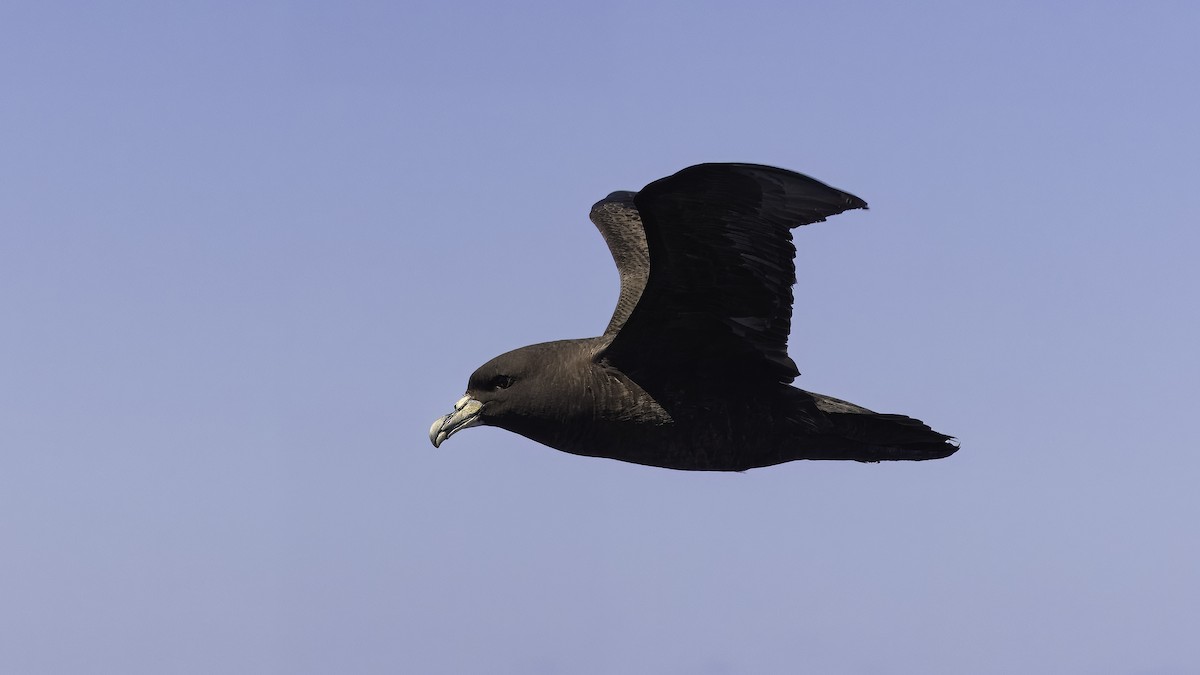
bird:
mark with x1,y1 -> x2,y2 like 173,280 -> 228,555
429,163 -> 957,471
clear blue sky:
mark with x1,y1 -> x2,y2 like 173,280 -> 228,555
3,2 -> 1198,673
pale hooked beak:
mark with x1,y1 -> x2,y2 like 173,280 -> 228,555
429,395 -> 484,447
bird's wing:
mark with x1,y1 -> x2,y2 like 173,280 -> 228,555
589,192 -> 650,337
597,163 -> 867,384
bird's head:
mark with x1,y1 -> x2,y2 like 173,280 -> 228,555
429,341 -> 586,448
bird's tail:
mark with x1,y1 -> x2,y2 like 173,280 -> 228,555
806,392 -> 959,462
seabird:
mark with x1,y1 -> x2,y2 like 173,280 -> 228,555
429,163 -> 957,471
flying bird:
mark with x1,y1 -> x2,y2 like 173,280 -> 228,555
429,163 -> 957,470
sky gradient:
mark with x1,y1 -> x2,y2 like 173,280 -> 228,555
3,2 -> 1198,673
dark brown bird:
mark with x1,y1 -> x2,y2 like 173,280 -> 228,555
429,163 -> 957,470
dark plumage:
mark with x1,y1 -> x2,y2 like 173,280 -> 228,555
429,163 -> 958,471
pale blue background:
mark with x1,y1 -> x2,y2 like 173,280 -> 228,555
3,2 -> 1198,673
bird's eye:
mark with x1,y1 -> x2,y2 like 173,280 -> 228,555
490,375 -> 514,390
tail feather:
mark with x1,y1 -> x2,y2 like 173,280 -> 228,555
828,411 -> 959,461
807,391 -> 959,462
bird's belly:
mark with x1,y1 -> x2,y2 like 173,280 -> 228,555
537,413 -> 788,471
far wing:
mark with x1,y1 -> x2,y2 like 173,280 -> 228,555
598,163 -> 867,384
589,191 -> 650,337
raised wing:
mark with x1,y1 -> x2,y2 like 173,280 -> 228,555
589,191 -> 650,337
598,163 -> 867,384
